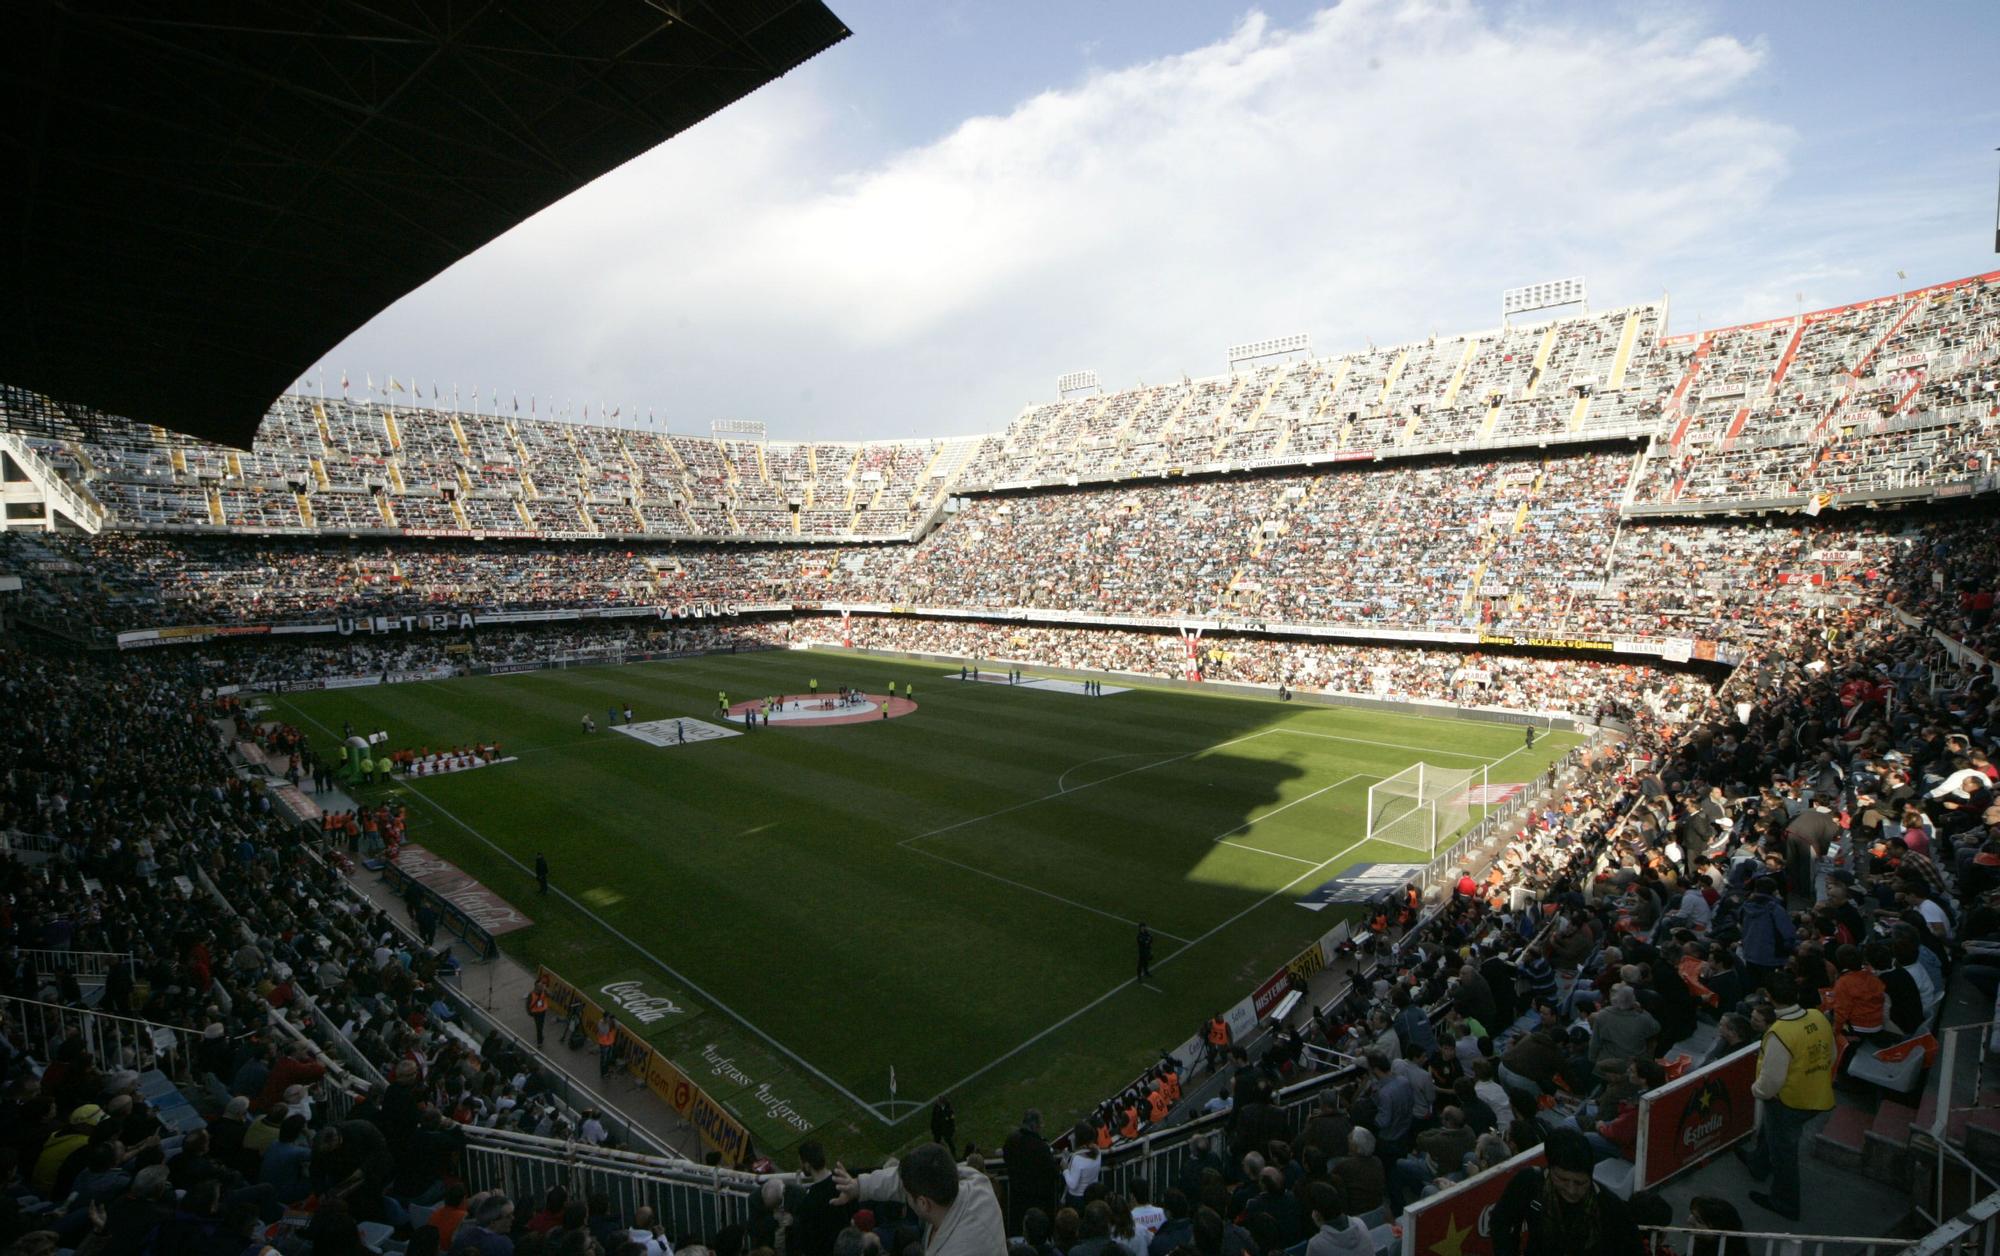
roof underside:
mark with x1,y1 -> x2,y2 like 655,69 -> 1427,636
0,0 -> 850,449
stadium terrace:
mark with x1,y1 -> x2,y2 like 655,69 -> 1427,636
2,267 -> 1998,1256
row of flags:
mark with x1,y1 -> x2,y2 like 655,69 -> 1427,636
302,371 -> 658,427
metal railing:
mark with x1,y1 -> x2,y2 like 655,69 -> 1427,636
0,992 -> 209,1084
1639,1226 -> 1914,1256
1904,1188 -> 2000,1256
0,829 -> 67,860
17,947 -> 133,982
1915,1023 -> 2000,1226
459,1127 -> 752,1238
283,832 -> 686,1160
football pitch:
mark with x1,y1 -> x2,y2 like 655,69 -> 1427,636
273,647 -> 1579,1157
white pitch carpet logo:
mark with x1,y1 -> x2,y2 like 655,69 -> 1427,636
612,718 -> 743,748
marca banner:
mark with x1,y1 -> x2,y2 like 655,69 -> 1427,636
1634,1042 -> 1759,1188
1401,1145 -> 1545,1256
533,967 -> 754,1164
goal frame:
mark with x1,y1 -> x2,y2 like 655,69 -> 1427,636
1366,761 -> 1487,860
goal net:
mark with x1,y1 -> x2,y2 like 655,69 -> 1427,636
1366,762 -> 1482,859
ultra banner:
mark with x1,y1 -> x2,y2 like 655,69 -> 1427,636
534,966 -> 754,1165
1633,1042 -> 1759,1188
1400,1145 -> 1545,1256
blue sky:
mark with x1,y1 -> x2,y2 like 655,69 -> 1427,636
321,0 -> 2000,441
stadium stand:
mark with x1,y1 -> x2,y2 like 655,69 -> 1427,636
3,269 -> 2000,1255
5,525 -> 1996,1251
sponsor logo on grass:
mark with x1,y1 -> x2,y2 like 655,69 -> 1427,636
613,718 -> 742,747
701,1043 -> 814,1133
600,981 -> 683,1023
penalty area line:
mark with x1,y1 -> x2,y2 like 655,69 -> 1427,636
898,728 -> 1278,851
887,769 -> 1369,1124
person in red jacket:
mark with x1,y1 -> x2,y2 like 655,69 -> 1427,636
256,1042 -> 327,1112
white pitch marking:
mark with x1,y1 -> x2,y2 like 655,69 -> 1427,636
1266,727 -> 1504,761
275,698 -> 896,1125
903,843 -> 1193,943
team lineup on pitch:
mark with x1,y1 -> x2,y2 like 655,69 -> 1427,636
278,647 -> 1571,1152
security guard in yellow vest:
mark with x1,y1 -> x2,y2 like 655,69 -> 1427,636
1739,971 -> 1834,1221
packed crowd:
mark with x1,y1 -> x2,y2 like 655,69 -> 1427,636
4,386 -> 975,544
1632,275 -> 2000,508
792,615 -> 1710,721
213,621 -> 788,692
0,474 -> 1996,1256
7,466 -> 1998,677
906,579 -> 1998,1254
0,644 -> 652,1253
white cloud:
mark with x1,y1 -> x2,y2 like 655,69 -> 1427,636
325,0 -> 1800,439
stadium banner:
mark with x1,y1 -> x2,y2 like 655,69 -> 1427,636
1250,969 -> 1293,1019
1481,632 -> 1615,651
1400,1144 -> 1545,1256
534,966 -> 755,1165
1632,1043 -> 1759,1188
119,602 -> 791,649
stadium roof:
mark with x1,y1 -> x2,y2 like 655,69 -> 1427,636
0,0 -> 850,449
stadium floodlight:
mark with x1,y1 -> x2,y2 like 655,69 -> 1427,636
1366,761 -> 1483,860
1057,370 -> 1101,399
1501,276 -> 1587,325
1226,333 -> 1311,372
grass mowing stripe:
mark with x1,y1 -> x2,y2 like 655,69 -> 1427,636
894,770 -> 1373,1120
393,773 -> 895,1123
274,652 -> 1585,1151
279,695 -> 894,1123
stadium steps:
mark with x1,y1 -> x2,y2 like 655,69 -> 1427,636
449,499 -> 470,530
513,500 -> 532,530
1567,393 -> 1593,433
448,415 -> 471,455
376,494 -> 396,527
1850,296 -> 1924,379
226,451 -> 243,479
1520,324 -> 1559,399
309,458 -> 330,490
311,400 -> 335,447
1720,318 -> 1816,456
1663,337 -> 1714,447
170,445 -> 188,475
1071,393 -> 1117,451
1378,348 -> 1410,407
1441,338 -> 1479,409
1153,382 -> 1200,450
387,462 -> 406,493
1718,406 -> 1754,450
1606,308 -> 1644,389
294,492 -> 313,528
1479,396 -> 1505,439
383,410 -> 402,448
1888,376 -> 1928,417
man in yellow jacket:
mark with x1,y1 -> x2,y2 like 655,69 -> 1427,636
1738,970 -> 1834,1221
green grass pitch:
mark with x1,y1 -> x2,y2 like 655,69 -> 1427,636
272,647 -> 1579,1158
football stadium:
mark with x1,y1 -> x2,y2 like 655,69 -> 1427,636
2,4 -> 1998,1256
